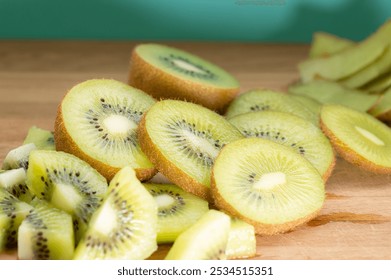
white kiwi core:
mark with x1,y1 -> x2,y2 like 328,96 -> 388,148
51,183 -> 82,214
154,194 -> 176,208
103,115 -> 136,135
172,59 -> 206,74
92,201 -> 118,236
182,130 -> 219,158
252,172 -> 286,191
355,126 -> 385,146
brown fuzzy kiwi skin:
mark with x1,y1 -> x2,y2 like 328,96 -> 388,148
210,169 -> 322,235
128,48 -> 239,113
322,152 -> 336,182
54,103 -> 157,182
320,119 -> 391,174
137,113 -> 211,202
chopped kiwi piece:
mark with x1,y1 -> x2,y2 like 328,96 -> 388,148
229,111 -> 335,181
321,104 -> 391,174
309,32 -> 355,58
26,150 -> 108,241
165,210 -> 231,260
129,43 -> 239,112
54,79 -> 157,181
18,199 -> 74,260
23,126 -> 55,150
0,188 -> 33,251
0,168 -> 33,203
226,218 -> 256,259
138,100 -> 243,201
74,167 -> 157,260
225,89 -> 318,125
291,94 -> 322,117
2,143 -> 36,170
368,88 -> 391,121
364,71 -> 391,93
289,80 -> 380,112
211,138 -> 325,235
144,183 -> 209,244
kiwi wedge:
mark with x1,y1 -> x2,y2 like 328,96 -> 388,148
0,188 -> 33,251
2,143 -> 36,170
211,138 -> 325,235
54,79 -> 157,181
165,209 -> 231,260
226,218 -> 256,259
144,183 -> 209,244
74,167 -> 157,260
26,150 -> 108,241
225,89 -> 318,124
18,199 -> 74,260
229,111 -> 335,181
138,100 -> 243,200
309,32 -> 354,58
321,104 -> 391,174
0,168 -> 33,203
129,43 -> 240,112
23,126 -> 55,150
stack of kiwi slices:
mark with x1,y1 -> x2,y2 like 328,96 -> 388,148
2,40 -> 391,260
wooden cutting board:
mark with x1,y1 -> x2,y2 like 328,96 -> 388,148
0,41 -> 390,260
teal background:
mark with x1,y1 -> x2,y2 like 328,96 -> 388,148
0,0 -> 390,42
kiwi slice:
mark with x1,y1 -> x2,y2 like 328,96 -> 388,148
321,104 -> 391,174
226,218 -> 256,259
225,89 -> 318,125
0,168 -> 33,203
74,167 -> 157,260
368,88 -> 391,122
23,126 -> 55,150
211,138 -> 325,235
364,71 -> 391,93
144,183 -> 209,244
291,94 -> 322,116
2,143 -> 36,170
26,150 -> 108,241
165,209 -> 231,260
129,43 -> 239,112
0,188 -> 33,251
309,32 -> 354,58
54,79 -> 157,181
18,199 -> 74,260
138,100 -> 243,200
229,111 -> 335,181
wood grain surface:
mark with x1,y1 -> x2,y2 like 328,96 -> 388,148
0,41 -> 390,260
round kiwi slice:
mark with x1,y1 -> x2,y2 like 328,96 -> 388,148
144,183 -> 209,244
138,100 -> 243,200
320,104 -> 391,173
229,111 -> 335,181
74,167 -> 157,260
129,43 -> 240,112
55,79 -> 157,181
211,138 -> 325,235
225,89 -> 318,124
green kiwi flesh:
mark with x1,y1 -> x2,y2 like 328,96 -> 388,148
2,143 -> 37,170
18,199 -> 74,260
0,188 -> 33,251
26,150 -> 108,241
229,111 -> 335,180
73,167 -> 157,260
290,94 -> 322,116
225,89 -> 318,125
211,138 -> 325,235
165,209 -> 231,260
0,168 -> 33,203
144,183 -> 209,244
226,218 -> 256,259
309,32 -> 354,58
368,87 -> 391,121
364,71 -> 391,93
23,126 -> 55,150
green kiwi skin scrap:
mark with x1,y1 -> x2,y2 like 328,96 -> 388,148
144,183 -> 209,244
211,138 -> 325,235
228,111 -> 335,181
165,209 -> 231,260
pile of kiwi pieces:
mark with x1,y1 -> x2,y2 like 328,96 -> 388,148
2,21 -> 391,260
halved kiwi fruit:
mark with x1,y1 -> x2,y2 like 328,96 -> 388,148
226,218 -> 256,259
23,126 -> 55,151
321,104 -> 391,173
129,43 -> 240,112
73,167 -> 157,260
54,79 -> 157,181
225,89 -> 318,125
2,143 -> 36,170
18,199 -> 74,260
228,111 -> 335,181
211,138 -> 325,235
0,168 -> 33,203
26,150 -> 108,241
144,183 -> 209,244
165,209 -> 231,260
138,99 -> 243,200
